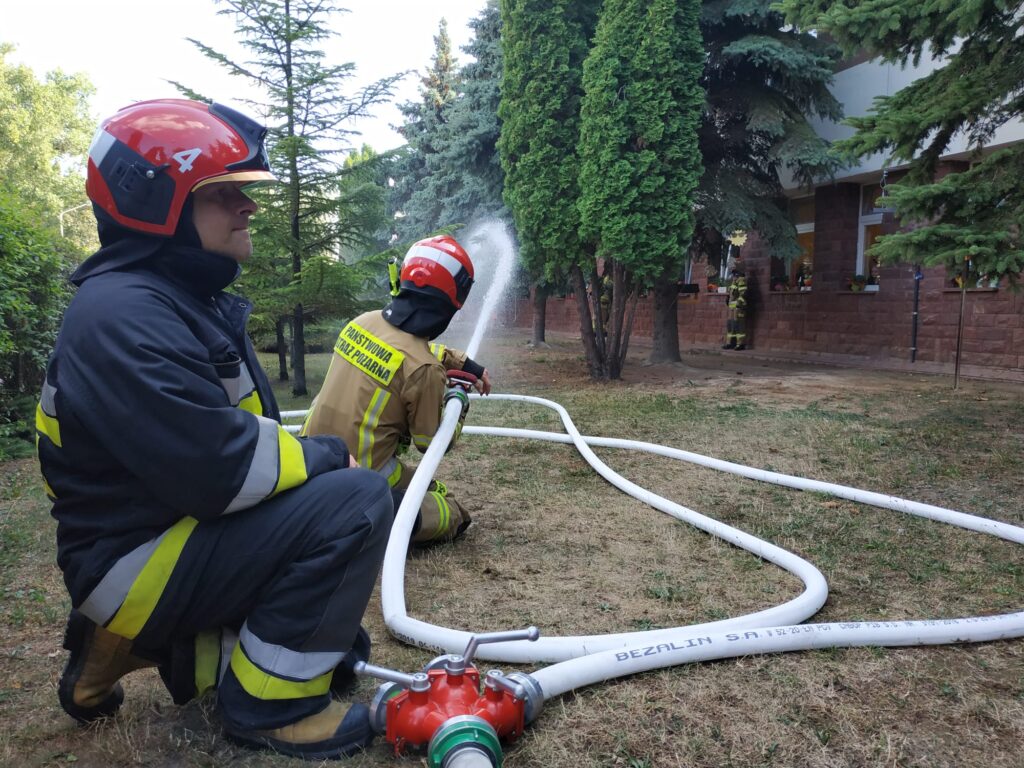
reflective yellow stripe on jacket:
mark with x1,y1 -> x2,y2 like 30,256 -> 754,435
357,388 -> 391,469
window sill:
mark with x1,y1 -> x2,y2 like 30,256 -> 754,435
838,289 -> 879,295
770,289 -> 812,295
942,287 -> 998,293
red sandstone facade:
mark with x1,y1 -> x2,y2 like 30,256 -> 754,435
510,47 -> 1024,383
512,178 -> 1023,383
516,178 -> 1019,385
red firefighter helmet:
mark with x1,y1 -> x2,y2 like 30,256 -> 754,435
400,235 -> 475,309
85,99 -> 276,236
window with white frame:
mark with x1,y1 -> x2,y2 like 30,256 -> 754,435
771,197 -> 814,291
855,180 -> 899,289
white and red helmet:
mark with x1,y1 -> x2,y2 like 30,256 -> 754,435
86,99 -> 276,236
400,235 -> 475,309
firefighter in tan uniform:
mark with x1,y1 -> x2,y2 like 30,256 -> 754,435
722,267 -> 748,350
303,235 -> 491,545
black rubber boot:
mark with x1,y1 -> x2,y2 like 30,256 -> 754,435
722,341 -> 736,350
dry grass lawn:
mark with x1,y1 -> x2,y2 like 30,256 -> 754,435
2,332 -> 1022,767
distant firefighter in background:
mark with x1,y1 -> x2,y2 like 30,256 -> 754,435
722,266 -> 749,351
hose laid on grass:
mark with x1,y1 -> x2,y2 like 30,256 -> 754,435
379,394 -> 829,663
284,389 -> 1023,709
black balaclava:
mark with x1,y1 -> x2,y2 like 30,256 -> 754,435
70,205 -> 167,286
382,290 -> 459,340
72,196 -> 239,294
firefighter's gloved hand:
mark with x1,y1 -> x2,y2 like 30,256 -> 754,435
476,368 -> 492,396
445,369 -> 477,421
443,386 -> 471,421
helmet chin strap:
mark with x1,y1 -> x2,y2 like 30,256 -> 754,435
171,196 -> 204,249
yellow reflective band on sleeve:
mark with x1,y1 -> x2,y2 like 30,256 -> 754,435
428,343 -> 446,362
35,434 -> 58,499
430,492 -> 451,540
194,629 -> 222,696
106,516 -> 198,639
272,427 -> 308,496
238,391 -> 263,416
411,433 -> 432,450
387,461 -> 402,487
357,388 -> 391,468
334,321 -> 405,386
35,402 -> 61,447
229,644 -> 333,700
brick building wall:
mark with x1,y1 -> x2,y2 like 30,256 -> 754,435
510,180 -> 1024,382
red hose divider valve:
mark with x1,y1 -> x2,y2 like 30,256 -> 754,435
384,665 -> 525,755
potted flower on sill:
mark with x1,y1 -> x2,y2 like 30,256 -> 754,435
849,274 -> 867,292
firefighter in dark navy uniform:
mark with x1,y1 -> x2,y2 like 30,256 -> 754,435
302,235 -> 491,546
36,99 -> 392,759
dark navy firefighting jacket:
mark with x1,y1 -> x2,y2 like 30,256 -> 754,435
36,242 -> 350,606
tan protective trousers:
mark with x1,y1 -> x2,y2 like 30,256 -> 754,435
393,460 -> 471,545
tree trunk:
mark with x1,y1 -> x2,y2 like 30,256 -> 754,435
285,2 -> 307,397
291,303 -> 307,396
531,284 -> 547,346
275,317 -> 289,381
650,272 -> 681,363
606,260 -> 634,381
571,265 -> 603,378
612,290 -> 640,380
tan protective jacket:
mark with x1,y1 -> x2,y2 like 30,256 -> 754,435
302,310 -> 468,479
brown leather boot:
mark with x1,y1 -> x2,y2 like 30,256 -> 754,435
223,699 -> 373,759
58,611 -> 158,723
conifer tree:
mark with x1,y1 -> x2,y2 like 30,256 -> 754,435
696,1 -> 840,265
499,0 -> 600,360
389,19 -> 460,241
577,0 -> 704,377
780,0 -> 1024,282
432,0 -> 507,228
176,0 -> 400,395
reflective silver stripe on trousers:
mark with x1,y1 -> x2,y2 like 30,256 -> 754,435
219,365 -> 256,406
40,380 -> 58,416
239,622 -> 344,680
78,531 -> 169,626
225,415 -> 281,513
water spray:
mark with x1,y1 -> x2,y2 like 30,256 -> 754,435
280,219 -> 1024,765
